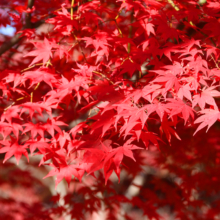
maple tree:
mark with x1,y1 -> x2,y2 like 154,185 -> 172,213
1,0 -> 220,219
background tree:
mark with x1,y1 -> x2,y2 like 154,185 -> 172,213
1,0 -> 220,219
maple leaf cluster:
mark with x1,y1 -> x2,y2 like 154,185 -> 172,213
1,0 -> 220,219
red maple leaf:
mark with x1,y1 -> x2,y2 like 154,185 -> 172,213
24,38 -> 54,66
44,164 -> 83,187
194,109 -> 220,135
0,141 -> 29,164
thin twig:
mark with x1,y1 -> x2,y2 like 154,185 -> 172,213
71,0 -> 75,20
4,102 -> 15,112
211,55 -> 220,69
92,71 -> 114,85
167,0 -> 180,11
4,95 -> 29,112
30,92 -> 33,102
21,63 -> 44,73
73,34 -> 88,62
115,20 -> 123,37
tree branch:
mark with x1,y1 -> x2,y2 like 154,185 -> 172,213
26,0 -> 35,29
0,0 -> 36,56
0,34 -> 22,56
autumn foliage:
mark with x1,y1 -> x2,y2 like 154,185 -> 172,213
1,0 -> 220,219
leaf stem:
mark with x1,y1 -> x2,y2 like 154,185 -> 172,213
4,102 -> 15,112
21,63 -> 43,73
211,55 -> 220,69
115,20 -> 123,37
167,0 -> 179,11
92,71 -> 114,85
128,10 -> 134,54
71,0 -> 74,20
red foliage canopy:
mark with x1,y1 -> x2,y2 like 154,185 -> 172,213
1,0 -> 220,219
